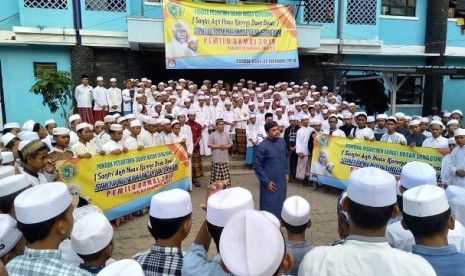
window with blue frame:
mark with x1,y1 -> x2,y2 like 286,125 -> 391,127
24,0 -> 68,9
85,0 -> 126,12
381,0 -> 416,17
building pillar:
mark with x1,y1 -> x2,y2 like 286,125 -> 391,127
70,45 -> 95,85
423,0 -> 448,115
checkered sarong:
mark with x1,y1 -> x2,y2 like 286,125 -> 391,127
210,162 -> 231,184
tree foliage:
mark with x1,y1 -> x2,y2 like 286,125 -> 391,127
30,70 -> 73,121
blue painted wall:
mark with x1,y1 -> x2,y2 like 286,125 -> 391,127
443,57 -> 465,113
80,0 -> 131,31
0,46 -> 71,126
446,20 -> 465,47
0,0 -> 20,30
19,0 -> 74,28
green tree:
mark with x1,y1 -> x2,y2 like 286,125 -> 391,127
30,70 -> 73,123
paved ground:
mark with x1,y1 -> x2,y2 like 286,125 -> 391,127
112,161 -> 341,260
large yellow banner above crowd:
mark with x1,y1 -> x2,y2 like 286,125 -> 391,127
163,0 -> 299,69
57,144 -> 190,220
310,136 -> 447,190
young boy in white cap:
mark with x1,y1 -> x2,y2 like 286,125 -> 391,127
450,128 -> 465,188
49,127 -> 74,161
281,196 -> 313,276
182,184 -> 254,276
7,182 -> 91,275
123,120 -> 144,150
299,167 -> 435,275
102,124 -> 128,155
219,209 -> 294,276
0,214 -> 26,265
72,123 -> 98,158
0,174 -> 32,218
69,114 -> 83,146
402,185 -> 465,275
386,161 -> 465,253
71,213 -> 114,274
134,189 -> 192,275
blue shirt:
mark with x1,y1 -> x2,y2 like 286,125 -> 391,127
181,244 -> 230,276
413,244 -> 465,276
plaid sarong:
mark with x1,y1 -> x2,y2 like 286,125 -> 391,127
210,162 -> 231,185
191,151 -> 203,178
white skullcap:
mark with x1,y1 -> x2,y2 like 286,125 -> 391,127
409,120 -> 420,126
149,189 -> 192,219
116,116 -> 127,124
94,121 -> 105,127
73,205 -> 103,222
0,166 -> 14,180
403,185 -> 449,217
22,120 -> 36,132
322,86 -> 328,90
103,115 -> 115,123
394,112 -> 405,119
19,131 -> 39,141
130,120 -> 141,128
301,114 -> 310,120
170,120 -> 180,127
420,117 -> 430,123
432,115 -> 442,121
1,151 -> 14,164
206,187 -> 254,227
15,182 -> 72,224
110,124 -> 123,131
281,196 -> 310,226
2,133 -> 16,145
451,109 -> 463,117
400,161 -> 437,190
260,210 -> 280,228
249,114 -> 256,119
0,214 -> 22,258
68,114 -> 81,124
449,137 -> 457,145
126,114 -> 136,120
347,167 -> 396,207
444,112 -> 451,118
17,141 -> 31,152
4,122 -> 20,129
160,119 -> 171,125
367,116 -> 375,123
289,115 -> 297,121
447,119 -> 460,126
53,127 -> 70,136
97,259 -> 144,276
386,116 -> 397,123
275,108 -> 283,112
110,78 -> 116,82
0,174 -> 31,197
455,128 -> 465,136
76,123 -> 90,132
96,76 -> 103,81
430,120 -> 444,127
220,210 -> 284,276
71,213 -> 113,255
141,77 -> 148,82
224,99 -> 231,105
356,112 -> 367,118
44,119 -> 56,127
310,85 -> 317,89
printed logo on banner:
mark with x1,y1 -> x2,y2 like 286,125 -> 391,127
167,3 -> 184,18
61,163 -> 78,182
318,136 -> 330,148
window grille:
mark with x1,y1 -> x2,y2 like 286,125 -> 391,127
304,0 -> 335,23
85,0 -> 127,12
346,0 -> 377,25
24,0 -> 68,9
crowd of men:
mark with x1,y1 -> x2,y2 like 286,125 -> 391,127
0,76 -> 465,275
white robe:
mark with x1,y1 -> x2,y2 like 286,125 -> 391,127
107,87 -> 122,113
422,136 -> 449,150
450,145 -> 465,188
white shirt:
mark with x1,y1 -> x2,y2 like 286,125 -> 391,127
350,126 -> 375,140
196,105 -> 211,128
235,105 -> 249,129
386,220 -> 465,253
21,170 -> 48,186
299,237 -> 435,276
123,136 -> 142,151
209,104 -> 223,126
122,88 -> 133,112
70,131 -> 79,147
93,86 -> 108,111
75,84 -> 93,108
223,109 -> 237,134
246,123 -> 265,147
323,128 -> 346,138
441,154 -> 454,185
380,132 -> 407,144
422,136 -> 449,150
450,145 -> 465,188
107,87 -> 122,113
166,39 -> 187,58
139,131 -> 163,148
102,139 -> 124,154
296,126 -> 314,156
180,124 -> 193,154
423,130 -> 432,138
71,141 -> 96,156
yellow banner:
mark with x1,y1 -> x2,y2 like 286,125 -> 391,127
57,144 -> 190,220
163,0 -> 299,69
310,136 -> 447,190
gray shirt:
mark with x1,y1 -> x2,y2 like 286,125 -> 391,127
286,240 -> 313,276
208,130 -> 232,163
